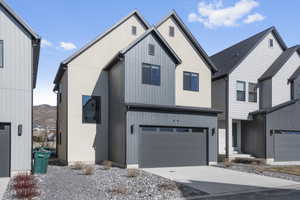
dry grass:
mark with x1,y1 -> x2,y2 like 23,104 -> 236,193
127,169 -> 140,178
233,158 -> 265,165
102,160 -> 113,170
266,166 -> 300,176
108,186 -> 128,195
12,173 -> 40,199
70,161 -> 85,170
83,166 -> 95,175
224,158 -> 232,168
157,182 -> 178,191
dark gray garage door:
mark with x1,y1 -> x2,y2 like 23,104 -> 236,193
274,131 -> 300,161
139,126 -> 207,168
0,124 -> 10,177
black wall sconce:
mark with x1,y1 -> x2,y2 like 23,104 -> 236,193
18,124 -> 22,136
212,128 -> 215,136
270,129 -> 274,136
130,125 -> 134,135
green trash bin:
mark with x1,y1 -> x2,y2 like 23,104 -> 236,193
34,149 -> 51,174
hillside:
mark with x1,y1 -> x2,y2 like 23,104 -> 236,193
33,104 -> 56,129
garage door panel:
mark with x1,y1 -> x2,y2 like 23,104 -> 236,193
275,133 -> 300,162
139,127 -> 207,168
0,124 -> 10,177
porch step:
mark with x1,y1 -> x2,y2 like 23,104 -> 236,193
229,153 -> 255,159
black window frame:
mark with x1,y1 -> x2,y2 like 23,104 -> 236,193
0,40 -> 3,68
142,63 -> 161,86
236,81 -> 246,101
269,39 -> 274,48
131,26 -> 137,35
169,26 -> 175,37
183,71 -> 199,92
148,44 -> 155,56
82,95 -> 101,124
248,82 -> 257,103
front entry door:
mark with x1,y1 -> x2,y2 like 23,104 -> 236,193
0,123 -> 10,177
233,123 -> 238,148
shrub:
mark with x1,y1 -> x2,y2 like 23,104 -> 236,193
224,158 -> 232,168
83,166 -> 95,175
233,158 -> 265,165
12,173 -> 40,199
70,161 -> 85,170
102,160 -> 113,170
158,182 -> 177,191
108,186 -> 127,195
127,169 -> 140,178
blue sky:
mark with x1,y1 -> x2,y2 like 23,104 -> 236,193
5,0 -> 300,105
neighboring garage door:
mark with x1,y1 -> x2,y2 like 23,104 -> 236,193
274,130 -> 300,161
0,123 -> 10,177
139,126 -> 207,168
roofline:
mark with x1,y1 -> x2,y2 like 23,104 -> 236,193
250,99 -> 299,115
156,10 -> 218,73
0,0 -> 40,40
288,65 -> 300,83
212,26 -> 288,80
126,103 -> 222,115
258,45 -> 300,82
53,10 -> 151,87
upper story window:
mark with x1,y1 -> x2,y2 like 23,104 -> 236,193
248,83 -> 257,102
142,63 -> 160,86
148,44 -> 155,56
169,26 -> 175,37
269,39 -> 274,48
82,95 -> 101,124
0,40 -> 3,68
236,81 -> 246,101
131,26 -> 137,35
183,71 -> 199,91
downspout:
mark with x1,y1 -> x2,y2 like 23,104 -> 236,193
225,76 -> 229,159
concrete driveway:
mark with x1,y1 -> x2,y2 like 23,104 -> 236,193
144,166 -> 300,196
0,178 -> 9,200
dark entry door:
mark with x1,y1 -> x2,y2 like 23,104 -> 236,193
139,126 -> 207,168
0,123 -> 10,177
232,123 -> 238,148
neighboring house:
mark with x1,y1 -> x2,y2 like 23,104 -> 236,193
211,27 -> 287,158
53,11 -> 220,168
0,1 -> 41,177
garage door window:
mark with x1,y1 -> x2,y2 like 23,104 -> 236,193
141,127 -> 157,132
176,128 -> 189,132
160,127 -> 174,132
278,130 -> 300,135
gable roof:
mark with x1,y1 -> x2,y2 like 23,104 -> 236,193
0,0 -> 41,88
104,27 -> 181,71
259,45 -> 300,82
289,66 -> 300,83
211,27 -> 287,80
53,10 -> 150,87
156,10 -> 218,73
250,99 -> 299,115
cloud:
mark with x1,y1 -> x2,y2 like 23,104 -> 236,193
243,13 -> 265,24
188,0 -> 264,29
59,42 -> 77,50
41,39 -> 52,48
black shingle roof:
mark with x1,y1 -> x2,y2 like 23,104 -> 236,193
250,99 -> 299,115
259,45 -> 300,82
211,27 -> 287,80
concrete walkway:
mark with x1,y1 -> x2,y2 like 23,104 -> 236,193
144,166 -> 300,196
0,178 -> 9,200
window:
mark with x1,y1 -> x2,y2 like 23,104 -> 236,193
58,92 -> 62,104
169,26 -> 175,37
0,40 -> 3,68
236,81 -> 246,101
142,63 -> 160,86
82,95 -> 100,124
269,39 -> 274,48
183,71 -> 199,91
131,26 -> 137,35
148,44 -> 155,56
248,83 -> 257,102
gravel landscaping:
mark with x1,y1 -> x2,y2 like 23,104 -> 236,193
3,165 -> 208,200
215,163 -> 300,182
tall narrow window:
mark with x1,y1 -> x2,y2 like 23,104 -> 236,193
148,44 -> 155,56
269,39 -> 274,48
236,81 -> 246,101
82,95 -> 101,124
142,63 -> 160,86
169,26 -> 175,37
183,71 -> 199,91
0,40 -> 3,68
248,83 -> 257,102
131,26 -> 137,35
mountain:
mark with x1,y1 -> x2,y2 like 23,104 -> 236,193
33,104 -> 56,129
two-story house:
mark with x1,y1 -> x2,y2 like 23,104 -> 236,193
0,1 -> 40,177
211,27 -> 287,158
53,11 -> 220,168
